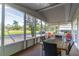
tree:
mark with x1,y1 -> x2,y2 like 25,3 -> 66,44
36,23 -> 41,31
29,20 -> 35,36
12,20 -> 21,30
5,24 -> 12,30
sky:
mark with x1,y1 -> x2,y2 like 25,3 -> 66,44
5,6 -> 24,26
0,5 -> 24,27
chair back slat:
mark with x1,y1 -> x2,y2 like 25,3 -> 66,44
66,41 -> 74,55
43,42 -> 58,56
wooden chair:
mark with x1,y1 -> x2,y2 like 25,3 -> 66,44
66,41 -> 74,55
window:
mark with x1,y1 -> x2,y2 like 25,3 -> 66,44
47,25 -> 58,34
59,23 -> 71,35
73,19 -> 77,42
0,4 -> 2,47
26,14 -> 35,38
73,19 -> 78,47
42,21 -> 46,35
35,19 -> 41,37
46,23 -> 49,33
4,5 -> 24,45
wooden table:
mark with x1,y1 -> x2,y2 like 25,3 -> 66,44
44,39 -> 68,50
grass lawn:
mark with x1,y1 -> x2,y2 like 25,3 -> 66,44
5,30 -> 31,35
1,30 -> 40,36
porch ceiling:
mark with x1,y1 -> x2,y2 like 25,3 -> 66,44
18,3 -> 79,25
